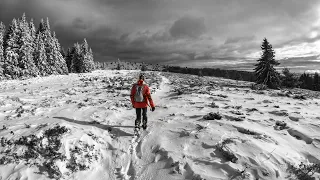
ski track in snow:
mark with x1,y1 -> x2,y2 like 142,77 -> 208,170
0,70 -> 320,180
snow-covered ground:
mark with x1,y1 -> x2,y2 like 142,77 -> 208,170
0,70 -> 319,180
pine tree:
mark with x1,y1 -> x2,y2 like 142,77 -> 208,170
37,18 -> 46,34
67,39 -> 96,73
34,33 -> 49,76
29,18 -> 36,43
79,39 -> 94,73
44,29 -> 56,74
51,31 -> 68,74
36,18 -> 54,74
306,74 -> 313,90
17,13 -> 39,77
37,18 -> 67,75
52,31 -> 60,50
3,18 -> 20,78
299,73 -> 313,90
60,46 -> 66,59
0,22 -> 5,78
45,17 -> 51,31
254,38 -> 280,89
66,48 -> 73,73
299,73 -> 308,89
72,42 -> 81,73
313,73 -> 320,91
94,61 -> 100,69
1,14 -> 73,79
281,68 -> 299,88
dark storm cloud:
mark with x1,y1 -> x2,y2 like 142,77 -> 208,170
0,0 -> 54,24
169,16 -> 206,39
1,0 -> 320,66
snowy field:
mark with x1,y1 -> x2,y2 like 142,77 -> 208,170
0,70 -> 320,180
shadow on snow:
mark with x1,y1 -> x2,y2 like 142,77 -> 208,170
53,116 -> 134,137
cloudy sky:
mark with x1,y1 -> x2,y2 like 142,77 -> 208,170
1,0 -> 320,72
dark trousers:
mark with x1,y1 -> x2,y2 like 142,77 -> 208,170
135,108 -> 147,128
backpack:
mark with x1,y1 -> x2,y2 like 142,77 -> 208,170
134,84 -> 145,102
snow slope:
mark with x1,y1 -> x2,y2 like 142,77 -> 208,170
0,70 -> 319,180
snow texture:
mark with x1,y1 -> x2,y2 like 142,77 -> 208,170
0,70 -> 319,180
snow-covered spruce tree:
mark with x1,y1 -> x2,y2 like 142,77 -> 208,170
29,18 -> 37,56
37,18 -> 46,34
37,18 -> 68,75
79,39 -> 94,73
254,38 -> 280,89
51,31 -> 68,74
65,47 -> 73,73
45,17 -> 51,31
0,22 -> 5,78
3,18 -> 20,79
29,19 -> 36,44
71,42 -> 82,73
60,47 -> 66,59
34,33 -> 49,76
17,13 -> 39,77
98,61 -> 102,69
94,61 -> 101,69
79,39 -> 88,73
43,27 -> 57,74
35,18 -> 53,75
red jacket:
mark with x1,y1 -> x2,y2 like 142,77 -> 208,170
130,80 -> 155,108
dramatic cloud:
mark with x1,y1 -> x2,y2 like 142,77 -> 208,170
169,16 -> 206,39
1,0 -> 320,71
224,36 -> 256,45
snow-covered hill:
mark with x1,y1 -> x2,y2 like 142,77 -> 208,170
0,70 -> 319,180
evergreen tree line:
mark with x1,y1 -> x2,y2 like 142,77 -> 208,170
0,13 -> 94,80
94,61 -> 109,70
253,38 -> 320,91
163,65 -> 320,91
163,38 -> 320,92
94,61 -> 163,71
298,72 -> 320,91
163,66 -> 255,82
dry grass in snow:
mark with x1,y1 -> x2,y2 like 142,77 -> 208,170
0,70 -> 319,180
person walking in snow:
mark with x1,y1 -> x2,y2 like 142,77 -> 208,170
130,74 -> 155,131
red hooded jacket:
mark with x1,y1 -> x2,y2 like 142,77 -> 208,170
130,80 -> 155,108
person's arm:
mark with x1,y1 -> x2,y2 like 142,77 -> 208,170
145,85 -> 155,108
130,85 -> 135,107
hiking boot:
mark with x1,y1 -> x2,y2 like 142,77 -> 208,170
142,124 -> 147,130
134,126 -> 140,136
